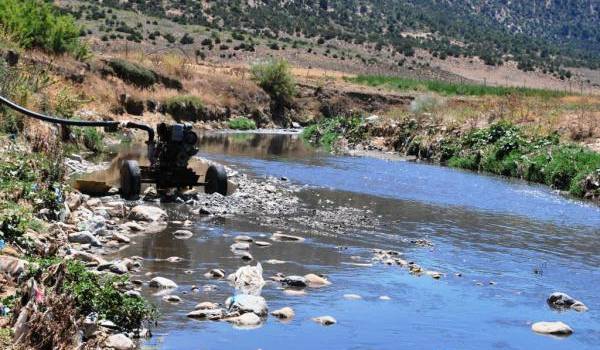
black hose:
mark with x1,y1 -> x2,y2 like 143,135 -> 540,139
0,94 -> 154,142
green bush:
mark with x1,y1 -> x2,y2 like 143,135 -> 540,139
228,117 -> 256,130
302,114 -> 364,150
251,59 -> 296,104
107,59 -> 157,88
0,0 -> 89,59
163,95 -> 204,121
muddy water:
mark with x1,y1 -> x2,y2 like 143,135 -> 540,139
117,132 -> 600,350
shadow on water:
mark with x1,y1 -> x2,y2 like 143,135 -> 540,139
109,131 -> 600,350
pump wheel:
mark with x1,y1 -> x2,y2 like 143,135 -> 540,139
205,164 -> 228,195
120,160 -> 141,199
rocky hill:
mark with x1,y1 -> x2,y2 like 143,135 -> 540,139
65,0 -> 600,78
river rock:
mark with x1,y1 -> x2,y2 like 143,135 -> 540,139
166,256 -> 183,263
426,271 -> 443,279
109,261 -> 129,275
239,252 -> 254,261
121,221 -> 145,232
69,231 -> 102,247
149,277 -> 177,289
379,295 -> 391,301
70,250 -> 107,265
271,232 -> 305,242
225,294 -> 268,316
230,242 -> 250,251
312,316 -> 337,326
104,333 -> 135,350
531,321 -> 573,336
264,259 -> 286,265
129,205 -> 167,222
547,292 -> 588,312
343,294 -> 362,300
125,290 -> 141,298
283,275 -> 307,288
187,308 -> 224,320
226,312 -> 262,328
104,201 -> 126,217
283,289 -> 306,296
173,230 -> 193,239
111,232 -> 131,244
234,235 -> 253,242
271,307 -> 295,319
204,269 -> 226,279
228,263 -> 265,295
254,240 -> 272,247
162,295 -> 181,303
304,273 -> 331,286
195,302 -> 219,310
0,256 -> 27,277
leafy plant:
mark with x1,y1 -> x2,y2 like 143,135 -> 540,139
251,59 -> 296,105
228,117 -> 256,130
163,95 -> 204,121
107,58 -> 157,88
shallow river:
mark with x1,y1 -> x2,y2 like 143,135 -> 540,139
119,132 -> 600,350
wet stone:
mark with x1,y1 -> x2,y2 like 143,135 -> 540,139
531,321 -> 573,336
312,316 -> 337,326
282,275 -> 307,288
271,307 -> 295,319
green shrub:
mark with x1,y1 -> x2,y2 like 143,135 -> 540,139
163,95 -> 204,121
107,59 -> 157,88
228,117 -> 256,130
302,114 -> 364,150
0,0 -> 89,58
251,59 -> 296,104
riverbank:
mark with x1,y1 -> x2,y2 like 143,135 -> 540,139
303,112 -> 600,205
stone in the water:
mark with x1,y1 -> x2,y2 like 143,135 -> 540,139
149,277 -> 177,289
312,316 -> 337,326
173,230 -> 193,239
271,307 -> 295,319
240,252 -> 253,261
166,256 -> 183,263
204,269 -> 225,279
229,263 -> 264,295
195,302 -> 219,310
226,312 -> 262,328
426,271 -> 443,279
162,295 -> 181,303
111,232 -> 131,244
254,240 -> 272,247
187,308 -> 224,320
547,292 -> 588,312
343,294 -> 362,300
68,231 -> 102,247
304,273 -> 331,286
225,294 -> 268,316
283,289 -> 306,296
129,205 -> 167,222
271,232 -> 304,242
104,333 -> 134,350
230,242 -> 250,251
379,295 -> 391,301
234,235 -> 253,242
264,259 -> 286,265
282,275 -> 307,288
531,321 -> 573,336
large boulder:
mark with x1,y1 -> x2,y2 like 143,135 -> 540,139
228,263 -> 265,295
104,333 -> 135,350
129,205 -> 167,222
225,294 -> 268,316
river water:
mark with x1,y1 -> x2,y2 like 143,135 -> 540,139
118,132 -> 600,350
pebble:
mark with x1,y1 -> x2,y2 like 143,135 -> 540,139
166,256 -> 183,263
149,277 -> 177,289
343,294 -> 362,300
271,232 -> 305,242
531,321 -> 573,336
230,242 -> 250,251
173,230 -> 193,239
195,302 -> 219,310
312,316 -> 337,326
234,235 -> 253,242
254,240 -> 272,247
204,269 -> 226,279
271,307 -> 295,319
304,273 -> 331,286
379,295 -> 391,301
162,295 -> 182,303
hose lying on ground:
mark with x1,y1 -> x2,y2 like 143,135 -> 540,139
0,94 -> 154,143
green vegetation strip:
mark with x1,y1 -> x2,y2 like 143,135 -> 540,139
228,117 -> 256,130
346,75 -> 568,97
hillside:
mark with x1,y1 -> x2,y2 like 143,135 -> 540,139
62,0 -> 600,78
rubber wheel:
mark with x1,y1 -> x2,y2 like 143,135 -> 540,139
205,164 -> 228,195
120,160 -> 141,199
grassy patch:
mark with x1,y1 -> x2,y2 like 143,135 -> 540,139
443,121 -> 600,197
302,114 -> 364,150
228,117 -> 256,130
347,75 -> 567,98
0,328 -> 11,349
163,95 -> 204,121
107,59 -> 157,88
